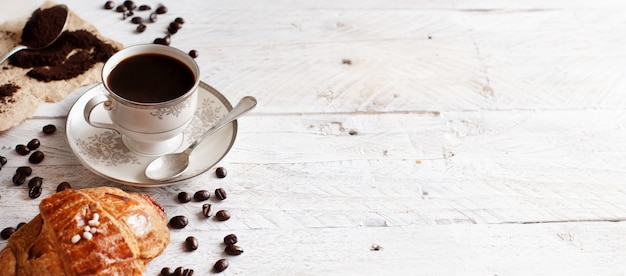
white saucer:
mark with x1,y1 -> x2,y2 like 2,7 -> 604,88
66,82 -> 237,187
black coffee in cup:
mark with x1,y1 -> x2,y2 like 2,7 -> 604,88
106,53 -> 195,103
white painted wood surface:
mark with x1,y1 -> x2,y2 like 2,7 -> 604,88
2,0 -> 626,275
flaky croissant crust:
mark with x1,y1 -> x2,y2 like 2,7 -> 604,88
0,187 -> 169,275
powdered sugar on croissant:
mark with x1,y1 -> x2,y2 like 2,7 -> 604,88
0,187 -> 169,275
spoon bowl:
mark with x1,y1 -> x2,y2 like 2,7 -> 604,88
0,4 -> 69,64
145,96 -> 257,181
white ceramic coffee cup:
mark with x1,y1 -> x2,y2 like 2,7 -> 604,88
83,44 -> 200,156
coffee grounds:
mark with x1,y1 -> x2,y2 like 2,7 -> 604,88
10,30 -> 118,82
21,5 -> 67,49
0,83 -> 20,104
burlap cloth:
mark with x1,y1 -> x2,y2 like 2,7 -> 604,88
0,1 -> 123,132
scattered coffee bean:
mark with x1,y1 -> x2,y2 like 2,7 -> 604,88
188,49 -> 198,58
202,203 -> 213,218
160,267 -> 172,276
136,23 -> 147,33
0,156 -> 7,166
130,16 -> 143,24
167,25 -> 178,35
1,227 -> 16,240
178,191 -> 192,203
193,190 -> 210,201
42,124 -> 56,134
169,215 -> 188,229
16,222 -> 26,230
173,267 -> 183,276
12,173 -> 26,186
104,1 -> 115,9
16,166 -> 32,176
169,22 -> 182,30
116,5 -> 127,12
138,4 -> 151,11
213,259 -> 229,273
123,0 -> 136,10
29,150 -> 45,164
215,188 -> 227,200
154,37 -> 169,45
149,12 -> 158,22
215,210 -> 231,221
175,17 -> 185,24
27,177 -> 43,189
27,138 -> 40,150
29,185 -> 42,199
215,167 -> 227,178
155,5 -> 168,14
223,233 -> 238,245
225,244 -> 244,256
182,268 -> 194,276
185,236 -> 198,251
56,181 -> 71,192
15,144 -> 30,155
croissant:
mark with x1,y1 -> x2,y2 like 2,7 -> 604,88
0,187 -> 170,275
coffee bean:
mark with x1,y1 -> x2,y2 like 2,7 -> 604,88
56,181 -> 71,192
29,185 -> 42,199
155,5 -> 168,14
42,124 -> 56,134
123,0 -> 136,10
12,173 -> 26,186
175,17 -> 185,24
223,233 -> 238,245
154,37 -> 169,46
215,167 -> 227,178
182,269 -> 194,276
215,188 -> 227,200
1,227 -> 16,240
138,4 -> 151,11
193,190 -> 210,201
29,150 -> 45,164
215,210 -> 230,221
202,203 -> 213,218
104,1 -> 115,9
131,16 -> 143,24
160,267 -> 172,276
0,155 -> 7,166
15,144 -> 29,155
136,23 -> 146,33
149,12 -> 158,22
177,191 -> 191,203
185,236 -> 198,251
116,5 -> 127,12
27,177 -> 43,189
173,267 -> 183,276
225,244 -> 244,256
167,25 -> 178,35
213,259 -> 229,273
16,166 -> 32,176
169,22 -> 182,30
27,138 -> 40,150
169,215 -> 188,229
188,50 -> 198,59
16,222 -> 26,230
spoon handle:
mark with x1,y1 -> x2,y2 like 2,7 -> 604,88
0,45 -> 28,64
187,96 -> 257,151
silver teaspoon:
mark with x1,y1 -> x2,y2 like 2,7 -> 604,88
0,5 -> 69,64
145,96 -> 257,181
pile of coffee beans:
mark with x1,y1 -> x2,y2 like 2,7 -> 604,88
102,1 -> 198,58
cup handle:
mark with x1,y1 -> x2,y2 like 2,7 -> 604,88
83,93 -> 117,130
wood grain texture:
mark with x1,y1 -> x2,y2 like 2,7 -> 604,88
1,0 -> 626,275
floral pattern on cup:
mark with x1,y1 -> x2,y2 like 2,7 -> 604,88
150,96 -> 194,119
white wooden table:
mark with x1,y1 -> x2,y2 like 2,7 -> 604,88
1,0 -> 626,275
